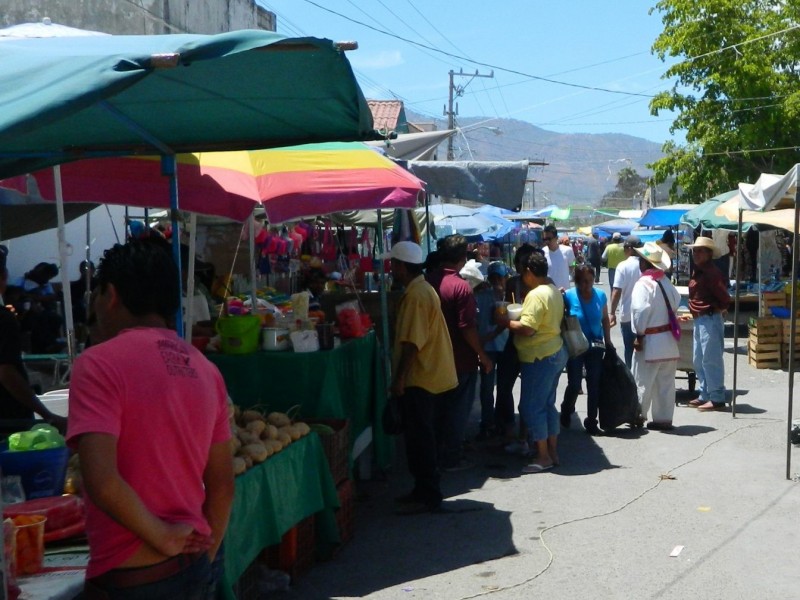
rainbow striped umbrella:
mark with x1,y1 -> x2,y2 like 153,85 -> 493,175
0,142 -> 424,222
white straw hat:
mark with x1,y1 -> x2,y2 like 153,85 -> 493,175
633,241 -> 671,271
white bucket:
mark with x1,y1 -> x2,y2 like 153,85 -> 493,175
262,328 -> 290,351
290,329 -> 319,353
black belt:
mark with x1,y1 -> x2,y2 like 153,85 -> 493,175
87,552 -> 204,591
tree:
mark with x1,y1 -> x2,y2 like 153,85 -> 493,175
599,166 -> 648,209
649,0 -> 800,202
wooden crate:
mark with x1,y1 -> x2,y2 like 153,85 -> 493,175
748,344 -> 782,369
781,320 -> 800,343
749,317 -> 782,345
781,344 -> 800,369
761,292 -> 787,314
308,419 -> 350,485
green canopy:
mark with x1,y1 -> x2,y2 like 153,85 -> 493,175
0,30 -> 376,178
679,190 -> 758,230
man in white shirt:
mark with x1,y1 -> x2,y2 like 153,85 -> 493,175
542,224 -> 574,290
630,242 -> 681,430
609,235 -> 643,368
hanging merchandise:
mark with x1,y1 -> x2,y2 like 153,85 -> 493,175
321,221 -> 337,262
347,226 -> 360,269
360,228 -> 375,273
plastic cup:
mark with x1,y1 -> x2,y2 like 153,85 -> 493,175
495,301 -> 509,316
507,303 -> 524,320
316,322 -> 335,350
13,515 -> 46,575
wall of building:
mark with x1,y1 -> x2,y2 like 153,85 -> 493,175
1,0 -> 275,35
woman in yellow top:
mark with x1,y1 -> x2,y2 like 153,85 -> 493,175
503,252 -> 568,473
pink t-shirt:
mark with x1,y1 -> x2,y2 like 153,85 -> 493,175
66,327 -> 231,578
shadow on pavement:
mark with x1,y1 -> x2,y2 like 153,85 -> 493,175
661,424 -> 717,436
291,480 -> 516,599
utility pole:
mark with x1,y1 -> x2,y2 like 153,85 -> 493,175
445,69 -> 494,161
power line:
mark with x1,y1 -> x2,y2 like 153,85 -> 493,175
297,0 -> 657,99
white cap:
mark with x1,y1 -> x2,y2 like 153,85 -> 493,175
381,241 -> 425,264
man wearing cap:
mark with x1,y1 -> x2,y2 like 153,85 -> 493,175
427,234 -> 493,471
630,242 -> 682,430
386,241 -> 457,514
0,246 -> 67,433
686,236 -> 730,411
609,235 -> 644,368
602,232 -> 626,289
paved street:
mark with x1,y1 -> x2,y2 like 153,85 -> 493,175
290,273 -> 800,600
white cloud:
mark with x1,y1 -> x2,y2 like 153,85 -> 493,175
349,50 -> 404,70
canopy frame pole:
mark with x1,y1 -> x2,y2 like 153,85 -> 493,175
376,209 -> 393,451
184,212 -> 198,341
787,183 -> 800,480
424,194 -> 431,254
732,210 -> 743,419
161,155 -> 183,336
248,212 -> 258,315
53,165 -> 76,361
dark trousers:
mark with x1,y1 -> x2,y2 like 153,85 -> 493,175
437,370 -> 477,467
494,339 -> 520,427
400,387 -> 442,507
561,347 -> 604,425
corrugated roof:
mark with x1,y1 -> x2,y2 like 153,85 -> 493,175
367,100 -> 406,133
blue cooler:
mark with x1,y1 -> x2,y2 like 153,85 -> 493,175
0,447 -> 69,499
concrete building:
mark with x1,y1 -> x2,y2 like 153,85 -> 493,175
2,0 -> 275,35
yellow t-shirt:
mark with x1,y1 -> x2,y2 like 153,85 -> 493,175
605,243 -> 626,269
393,275 -> 458,394
514,283 -> 564,362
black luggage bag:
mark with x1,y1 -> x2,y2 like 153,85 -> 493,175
598,346 -> 642,431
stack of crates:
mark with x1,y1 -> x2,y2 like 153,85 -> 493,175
781,318 -> 800,369
761,291 -> 787,316
748,316 -> 782,369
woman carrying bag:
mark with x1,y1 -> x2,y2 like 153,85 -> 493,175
560,264 -> 613,435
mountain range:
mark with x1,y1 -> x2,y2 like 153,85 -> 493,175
407,112 -> 666,209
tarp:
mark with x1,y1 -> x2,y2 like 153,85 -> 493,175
638,204 -> 696,227
0,30 -> 376,179
366,130 -> 455,161
0,184 -> 96,240
405,160 -> 529,211
737,167 -> 799,212
714,197 -> 796,232
592,218 -> 639,237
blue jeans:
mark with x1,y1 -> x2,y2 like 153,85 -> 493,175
608,267 -> 616,289
520,345 -> 569,442
693,313 -> 726,403
621,320 -> 636,369
561,346 -> 604,424
437,370 -> 478,467
83,554 -> 214,600
479,351 -> 500,432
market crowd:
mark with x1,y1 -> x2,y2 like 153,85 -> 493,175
385,227 -> 731,514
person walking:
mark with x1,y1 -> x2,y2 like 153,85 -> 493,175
67,238 -> 234,598
609,235 -> 644,368
560,264 -> 613,435
502,252 -> 568,472
685,236 -> 730,411
602,232 -> 626,289
630,242 -> 681,430
542,224 -> 574,289
386,241 -> 457,514
585,233 -> 602,283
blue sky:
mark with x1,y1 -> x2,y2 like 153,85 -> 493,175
257,0 -> 679,144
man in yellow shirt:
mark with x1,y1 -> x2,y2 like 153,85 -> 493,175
602,232 -> 626,288
386,241 -> 457,514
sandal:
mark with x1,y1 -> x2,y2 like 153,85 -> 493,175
688,399 -> 704,407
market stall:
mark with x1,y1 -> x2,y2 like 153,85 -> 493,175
208,331 -> 389,473
220,432 -> 339,600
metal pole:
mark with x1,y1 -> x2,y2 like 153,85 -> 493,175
787,184 -> 800,480
732,210 -> 742,418
161,155 -> 183,337
376,210 -> 392,400
53,165 -> 75,361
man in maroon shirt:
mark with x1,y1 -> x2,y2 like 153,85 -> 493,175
686,236 -> 731,410
427,235 -> 493,471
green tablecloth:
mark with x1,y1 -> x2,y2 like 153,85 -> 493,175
220,433 -> 339,600
208,331 -> 390,470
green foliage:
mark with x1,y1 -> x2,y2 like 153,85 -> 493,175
649,0 -> 800,202
599,166 -> 649,208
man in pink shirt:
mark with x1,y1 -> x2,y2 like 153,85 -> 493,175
67,239 -> 234,599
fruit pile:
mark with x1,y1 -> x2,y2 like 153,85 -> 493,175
229,406 -> 311,475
